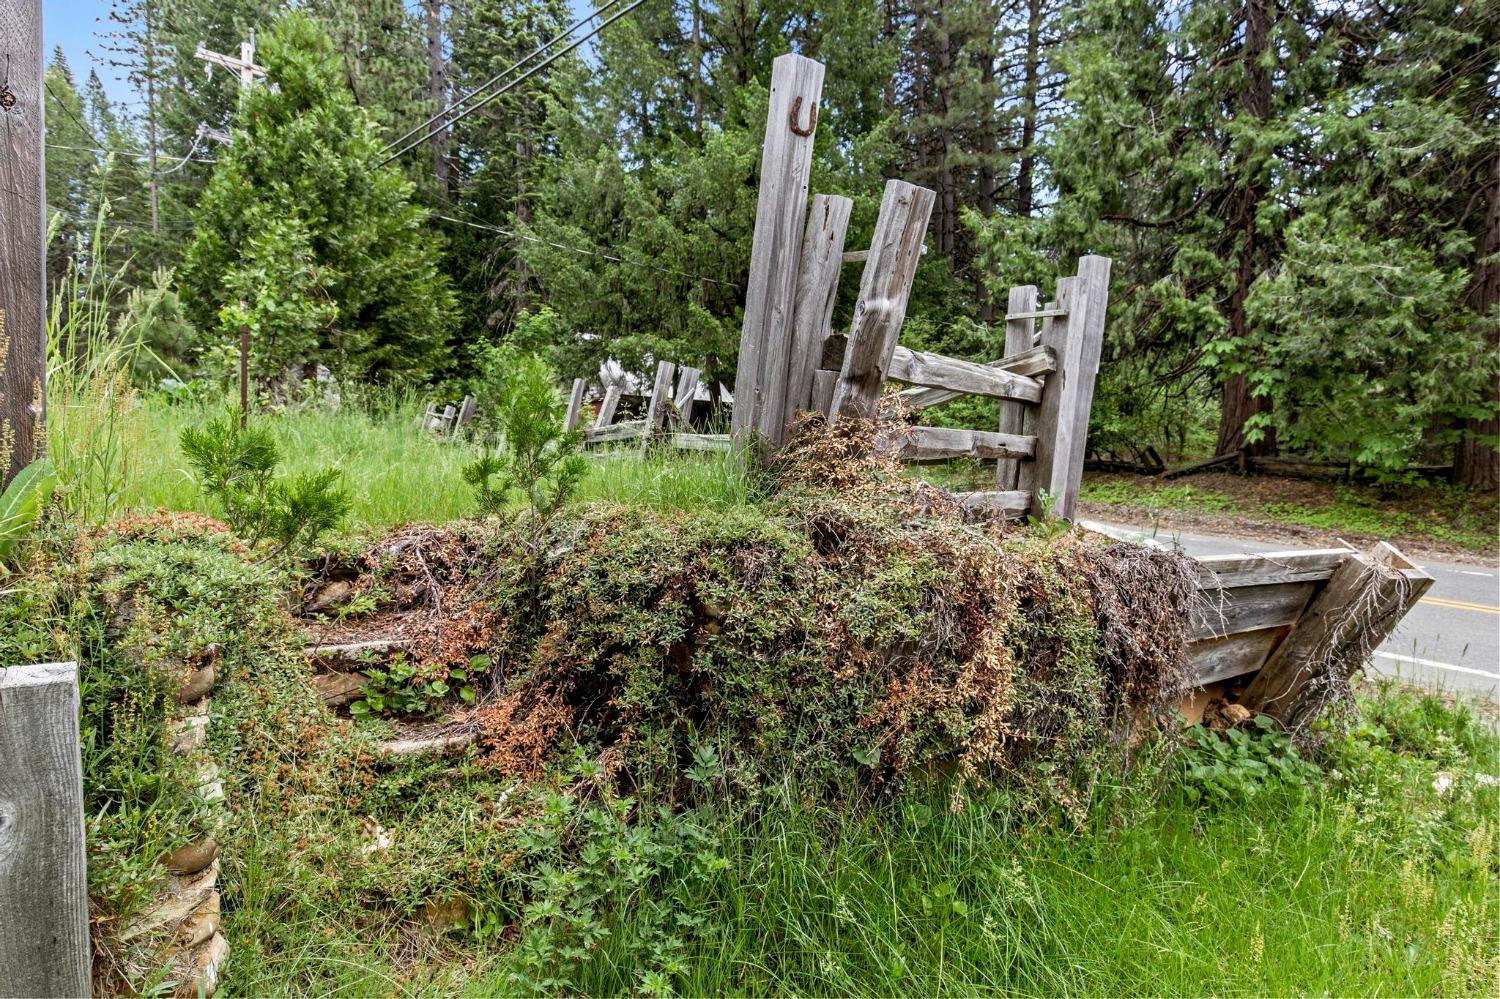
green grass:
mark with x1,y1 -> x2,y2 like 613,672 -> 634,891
219,683 -> 1498,998
68,393 -> 754,531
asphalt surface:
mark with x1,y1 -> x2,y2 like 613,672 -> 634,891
1092,522 -> 1499,703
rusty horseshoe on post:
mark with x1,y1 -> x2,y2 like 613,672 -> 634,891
789,96 -> 817,137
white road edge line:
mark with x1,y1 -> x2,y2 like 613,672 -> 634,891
1374,651 -> 1500,681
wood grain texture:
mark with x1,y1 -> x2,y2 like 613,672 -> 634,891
1195,548 -> 1353,588
594,384 -> 622,429
887,346 -> 1043,403
1019,257 -> 1111,521
1189,582 -> 1317,641
731,54 -> 825,446
784,194 -> 852,426
996,286 -> 1039,488
640,360 -> 676,452
667,432 -> 732,452
673,366 -> 702,425
0,662 -> 91,998
563,379 -> 586,431
585,419 -> 645,443
899,426 -> 1036,463
828,180 -> 936,420
1,0 -> 46,486
1240,547 -> 1435,723
893,345 -> 1057,412
1187,628 -> 1284,685
953,490 -> 1032,518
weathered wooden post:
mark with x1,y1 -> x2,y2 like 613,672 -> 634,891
640,360 -> 676,452
0,662 -> 92,997
563,378 -> 586,432
784,194 -> 852,425
995,285 -> 1040,489
0,0 -> 46,487
1019,255 -> 1111,520
730,53 -> 825,451
828,180 -> 936,420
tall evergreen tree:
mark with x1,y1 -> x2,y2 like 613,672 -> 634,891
182,11 -> 457,382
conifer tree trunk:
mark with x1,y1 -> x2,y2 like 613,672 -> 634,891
1214,0 -> 1277,457
1016,0 -> 1041,219
426,0 -> 449,193
1455,153 -> 1499,490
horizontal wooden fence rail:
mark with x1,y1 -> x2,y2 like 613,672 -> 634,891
583,360 -> 730,454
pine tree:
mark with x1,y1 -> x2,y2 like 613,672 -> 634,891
182,11 -> 457,382
43,51 -> 97,292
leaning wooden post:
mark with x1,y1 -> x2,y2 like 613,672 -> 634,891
995,285 -> 1039,489
783,194 -> 852,427
673,366 -> 702,427
1018,255 -> 1110,521
563,378 -> 586,432
0,662 -> 92,997
0,0 -> 46,487
828,180 -> 936,420
730,53 -> 825,453
640,360 -> 676,452
594,384 -> 623,430
1240,544 -> 1434,729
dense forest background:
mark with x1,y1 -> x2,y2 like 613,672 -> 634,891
44,0 -> 1499,487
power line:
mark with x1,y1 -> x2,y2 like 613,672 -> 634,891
381,0 -> 647,166
45,141 -> 217,167
435,211 -> 740,290
381,0 -> 626,157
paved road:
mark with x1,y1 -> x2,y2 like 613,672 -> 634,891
1092,522 -> 1499,703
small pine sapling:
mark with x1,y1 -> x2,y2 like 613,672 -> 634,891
181,413 -> 350,556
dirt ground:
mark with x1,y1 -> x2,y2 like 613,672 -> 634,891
1079,471 -> 1499,565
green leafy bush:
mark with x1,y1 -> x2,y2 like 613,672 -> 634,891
180,413 -> 350,555
1180,717 -> 1319,806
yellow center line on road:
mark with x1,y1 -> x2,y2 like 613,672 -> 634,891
1418,596 -> 1500,615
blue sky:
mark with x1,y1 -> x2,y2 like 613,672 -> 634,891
45,0 -> 132,101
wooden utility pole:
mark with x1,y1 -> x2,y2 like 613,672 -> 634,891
424,0 -> 449,192
195,31 -> 266,97
0,0 -> 46,488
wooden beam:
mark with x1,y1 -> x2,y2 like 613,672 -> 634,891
886,346 -> 1043,403
953,490 -> 1032,518
1189,581 -> 1318,641
731,54 -> 825,448
0,662 -> 91,997
784,193 -> 852,425
1019,256 -> 1112,521
899,426 -> 1036,463
667,432 -> 732,452
828,180 -> 936,420
1195,548 -> 1355,588
585,419 -> 645,444
640,360 -> 676,452
563,378 -> 586,432
997,286 -> 1039,488
594,384 -> 623,429
1187,628 -> 1285,686
673,366 -> 702,425
1240,545 -> 1435,726
0,0 -> 46,487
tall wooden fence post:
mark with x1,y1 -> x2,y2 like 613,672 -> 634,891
0,0 -> 46,487
828,179 -> 936,420
995,285 -> 1039,489
784,193 -> 852,428
563,378 -> 586,432
1019,255 -> 1111,520
0,662 -> 91,997
730,53 -> 825,452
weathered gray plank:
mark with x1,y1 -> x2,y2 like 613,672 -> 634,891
899,426 -> 1036,463
1019,256 -> 1113,522
1187,628 -> 1284,685
1195,548 -> 1354,589
667,432 -> 732,452
784,194 -> 852,427
585,419 -> 646,444
997,286 -> 1039,488
886,346 -> 1044,403
731,53 -> 826,448
1240,546 -> 1435,726
828,180 -> 936,420
454,395 -> 476,430
594,384 -> 623,429
0,0 -> 45,487
953,490 -> 1033,518
640,360 -> 676,452
673,366 -> 702,426
809,370 -> 836,419
0,662 -> 91,998
893,345 -> 1058,412
1189,582 -> 1317,641
563,379 -> 586,432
